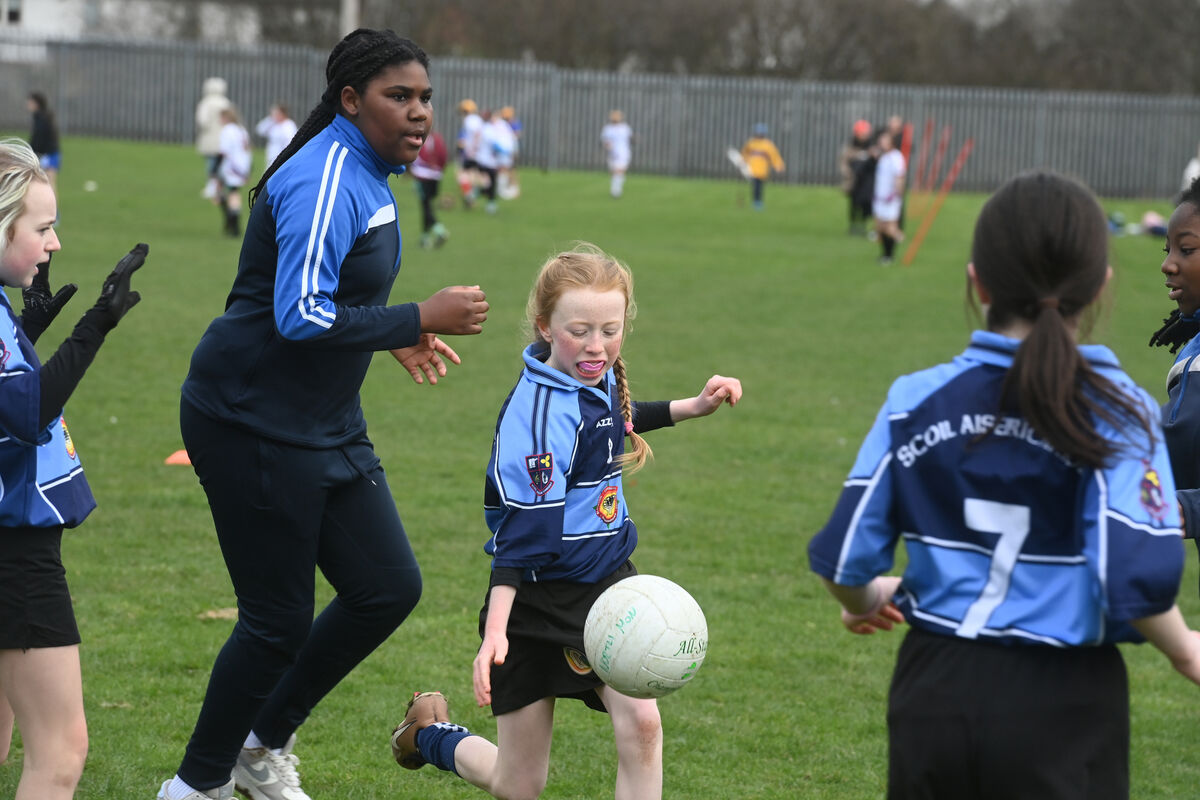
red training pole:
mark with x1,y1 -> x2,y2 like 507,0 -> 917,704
913,118 -> 934,194
902,136 -> 974,267
925,124 -> 951,195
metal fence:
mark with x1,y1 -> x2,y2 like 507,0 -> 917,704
1,31 -> 1198,198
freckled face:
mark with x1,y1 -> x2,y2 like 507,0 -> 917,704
0,180 -> 59,289
341,60 -> 433,167
538,288 -> 627,385
1162,201 -> 1200,316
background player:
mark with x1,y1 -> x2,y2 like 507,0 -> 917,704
386,243 -> 741,800
872,129 -> 905,264
155,29 -> 488,800
601,110 -> 632,198
810,170 -> 1200,799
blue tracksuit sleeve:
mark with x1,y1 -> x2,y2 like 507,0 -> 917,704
269,139 -> 421,350
808,400 -> 899,585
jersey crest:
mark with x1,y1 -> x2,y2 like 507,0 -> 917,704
595,485 -> 620,523
526,452 -> 554,495
1140,462 -> 1167,520
0,339 -> 9,370
61,417 -> 77,460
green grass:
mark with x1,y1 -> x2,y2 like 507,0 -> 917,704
1,136 -> 1197,799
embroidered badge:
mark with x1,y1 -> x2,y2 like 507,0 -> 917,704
1140,462 -> 1166,520
595,485 -> 619,524
62,418 -> 77,460
0,339 -> 9,370
526,452 -> 553,495
563,646 -> 592,675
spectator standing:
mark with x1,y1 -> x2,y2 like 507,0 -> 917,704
195,77 -> 232,198
740,123 -> 785,211
26,92 -> 60,193
840,119 -> 874,235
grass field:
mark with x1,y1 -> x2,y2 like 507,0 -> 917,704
1,135 -> 1198,799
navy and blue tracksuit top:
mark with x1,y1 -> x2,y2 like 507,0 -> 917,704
182,114 -> 422,446
809,331 -> 1183,648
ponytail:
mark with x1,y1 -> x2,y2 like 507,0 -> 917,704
1004,302 -> 1150,468
973,170 -> 1155,469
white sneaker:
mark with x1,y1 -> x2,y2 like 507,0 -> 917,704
156,778 -> 234,800
231,734 -> 312,800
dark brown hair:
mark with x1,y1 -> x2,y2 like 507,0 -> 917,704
971,169 -> 1154,468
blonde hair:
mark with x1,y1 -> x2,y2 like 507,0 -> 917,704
0,138 -> 47,253
526,243 -> 651,473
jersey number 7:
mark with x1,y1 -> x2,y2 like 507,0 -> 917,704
958,498 -> 1031,639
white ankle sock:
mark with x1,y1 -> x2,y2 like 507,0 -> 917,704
243,730 -> 265,749
166,775 -> 199,799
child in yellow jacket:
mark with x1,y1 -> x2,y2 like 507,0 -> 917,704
741,123 -> 785,210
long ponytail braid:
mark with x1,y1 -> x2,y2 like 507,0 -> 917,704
613,356 -> 652,474
249,28 -> 430,207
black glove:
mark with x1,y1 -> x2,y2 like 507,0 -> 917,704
90,243 -> 148,329
20,252 -> 78,343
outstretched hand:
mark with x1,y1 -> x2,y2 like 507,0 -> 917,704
389,334 -> 462,385
672,375 -> 743,422
418,285 -> 488,335
92,243 -> 148,327
20,253 -> 78,339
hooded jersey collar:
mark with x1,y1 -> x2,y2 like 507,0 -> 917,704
521,342 -> 613,402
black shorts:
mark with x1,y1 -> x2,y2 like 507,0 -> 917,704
888,627 -> 1129,800
479,560 -> 636,716
0,525 -> 81,649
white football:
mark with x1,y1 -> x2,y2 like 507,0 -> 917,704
584,574 -> 708,699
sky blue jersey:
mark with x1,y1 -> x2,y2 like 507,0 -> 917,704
809,330 -> 1183,647
0,292 -> 95,527
483,344 -> 636,583
183,114 -> 422,447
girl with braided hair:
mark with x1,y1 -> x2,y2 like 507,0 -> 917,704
386,243 -> 740,800
811,170 -> 1200,799
157,29 -> 489,800
1154,175 -> 1200,579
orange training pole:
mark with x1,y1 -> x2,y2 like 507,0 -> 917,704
902,136 -> 974,267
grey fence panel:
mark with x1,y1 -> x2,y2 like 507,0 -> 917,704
0,31 -> 1198,198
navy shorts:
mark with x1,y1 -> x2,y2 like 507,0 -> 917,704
0,525 -> 80,649
479,560 -> 636,715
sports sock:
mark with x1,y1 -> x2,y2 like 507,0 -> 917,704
611,174 -> 624,197
243,731 -> 265,750
416,721 -> 474,776
165,775 -> 201,799
882,235 -> 895,258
